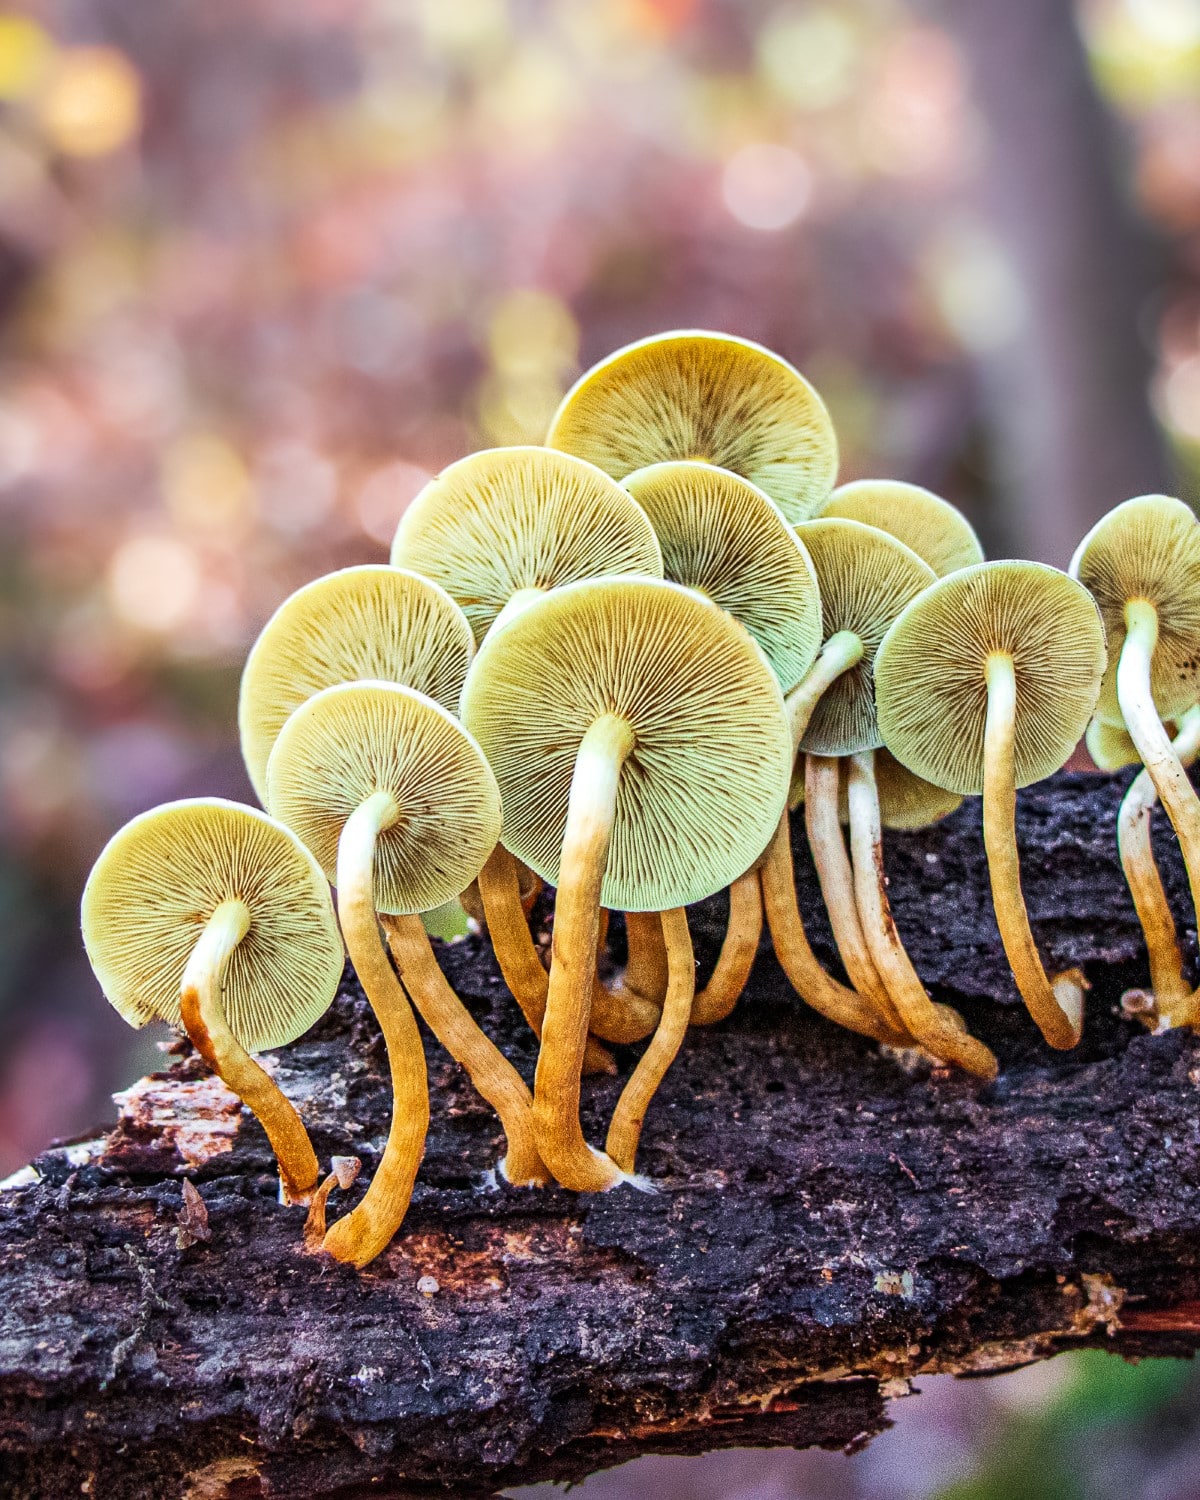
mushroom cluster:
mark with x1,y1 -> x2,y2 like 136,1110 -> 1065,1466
81,330 -> 1200,1267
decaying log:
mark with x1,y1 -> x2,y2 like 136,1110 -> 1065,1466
2,771 -> 1200,1499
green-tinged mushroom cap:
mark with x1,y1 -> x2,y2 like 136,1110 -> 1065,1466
792,518 -> 936,756
460,576 -> 793,912
389,446 -> 662,643
1086,717 -> 1142,772
239,566 -> 474,806
1069,494 -> 1200,728
621,460 -> 823,693
266,681 -> 502,915
546,330 -> 838,524
820,479 -> 984,578
836,748 -> 964,830
82,797 -> 343,1052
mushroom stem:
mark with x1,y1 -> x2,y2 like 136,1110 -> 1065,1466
323,791 -> 430,1268
534,712 -> 635,1192
805,755 -> 908,1036
786,630 -> 865,751
180,899 -> 321,1205
617,912 -> 669,1006
1118,600 -> 1200,944
760,813 -> 909,1045
381,914 -> 548,1186
476,844 -> 617,1076
691,867 -> 762,1025
606,908 -> 695,1174
1118,706 -> 1200,1027
847,752 -> 999,1078
983,654 -> 1084,1050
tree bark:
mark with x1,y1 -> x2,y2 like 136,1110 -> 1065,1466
2,771 -> 1200,1499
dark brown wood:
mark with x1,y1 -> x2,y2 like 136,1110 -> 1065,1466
2,771 -> 1200,1499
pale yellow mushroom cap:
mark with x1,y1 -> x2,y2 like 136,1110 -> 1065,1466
790,748 -> 964,827
459,576 -> 792,912
820,479 -> 984,578
792,518 -> 936,756
875,561 -> 1106,795
1069,494 -> 1200,727
1085,716 -> 1141,772
389,446 -> 662,643
239,565 -> 474,806
545,330 -> 838,524
621,460 -> 823,692
81,798 -> 344,1052
266,681 -> 502,916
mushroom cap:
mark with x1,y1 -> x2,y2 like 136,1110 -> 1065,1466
389,446 -> 662,643
842,750 -> 966,831
1068,494 -> 1200,727
266,680 -> 502,916
820,479 -> 984,578
81,798 -> 344,1052
545,330 -> 838,524
792,518 -> 937,756
1085,716 -> 1141,772
459,576 -> 792,912
875,561 -> 1106,795
621,460 -> 823,692
239,566 -> 474,806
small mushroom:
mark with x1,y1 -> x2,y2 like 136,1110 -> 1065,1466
267,681 -> 540,1267
1069,495 -> 1200,944
546,329 -> 838,523
819,480 -> 984,578
876,560 -> 1106,1049
239,565 -> 475,807
1086,717 -> 1143,772
81,798 -> 344,1203
461,576 -> 792,1188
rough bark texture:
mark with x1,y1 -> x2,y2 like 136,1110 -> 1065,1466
3,771 -> 1200,1499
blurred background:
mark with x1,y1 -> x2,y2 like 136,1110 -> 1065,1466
0,0 -> 1196,1493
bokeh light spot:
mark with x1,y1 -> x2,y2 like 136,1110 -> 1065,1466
107,536 -> 201,632
488,289 -> 579,379
757,6 -> 857,110
0,14 -> 53,100
357,461 -> 432,546
162,433 -> 254,533
38,46 -> 141,157
722,143 -> 812,231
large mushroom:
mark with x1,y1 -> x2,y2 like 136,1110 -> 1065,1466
81,798 -> 344,1204
620,459 -> 824,1023
546,329 -> 838,523
876,561 -> 1106,1049
267,680 -> 539,1268
461,576 -> 792,1190
1069,494 -> 1200,947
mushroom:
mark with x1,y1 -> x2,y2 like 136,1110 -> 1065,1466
546,329 -> 838,523
819,480 -> 984,577
239,564 -> 475,807
1069,495 -> 1200,944
1086,716 -> 1143,772
619,459 -> 825,1023
460,576 -> 792,1189
875,560 -> 1106,1049
267,680 -> 541,1267
1116,705 -> 1200,1028
390,444 -> 665,1043
81,798 -> 344,1204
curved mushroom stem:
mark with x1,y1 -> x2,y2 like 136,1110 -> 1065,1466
1118,706 -> 1200,1028
785,630 -> 865,752
303,1156 -> 361,1251
983,654 -> 1083,1050
381,914 -> 548,1186
1118,600 -> 1200,950
606,908 -> 695,1175
476,844 -> 617,1076
847,752 -> 999,1078
534,712 -> 635,1192
180,899 -> 321,1206
691,867 -> 763,1025
617,911 -> 669,1006
805,755 -> 908,1036
324,792 -> 430,1268
760,813 -> 909,1045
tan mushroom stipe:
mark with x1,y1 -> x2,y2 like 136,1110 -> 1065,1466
1070,496 -> 1200,965
820,480 -> 984,578
389,445 -> 663,643
461,576 -> 792,1190
239,565 -> 474,806
546,330 -> 838,524
81,798 -> 344,1204
267,681 -> 540,1268
876,561 -> 1107,1050
1117,705 -> 1200,1029
817,748 -> 965,830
